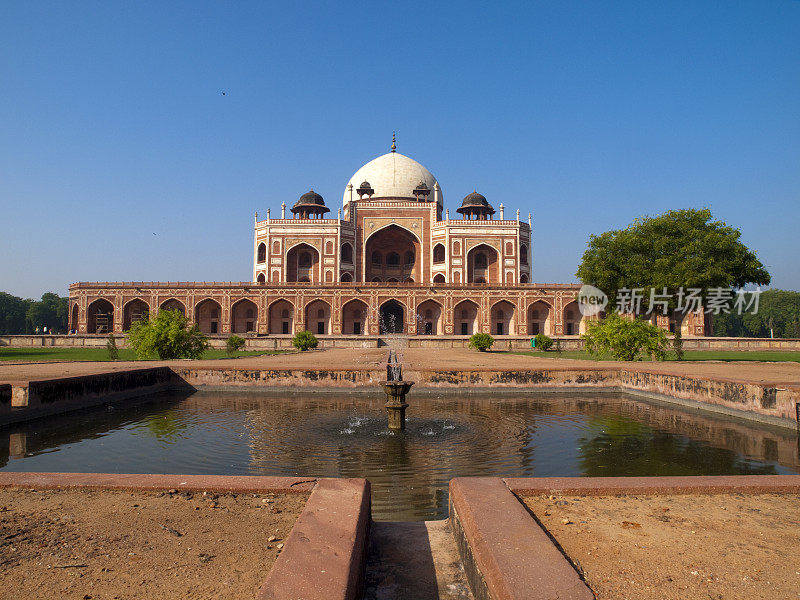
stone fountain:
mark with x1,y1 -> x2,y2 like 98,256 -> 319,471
382,350 -> 414,430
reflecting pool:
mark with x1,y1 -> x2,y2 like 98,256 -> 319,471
1,391 -> 797,520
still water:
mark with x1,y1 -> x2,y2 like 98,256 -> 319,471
1,391 -> 797,520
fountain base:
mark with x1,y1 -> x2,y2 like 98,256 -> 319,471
382,381 -> 414,430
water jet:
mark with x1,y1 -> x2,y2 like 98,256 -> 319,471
382,351 -> 413,430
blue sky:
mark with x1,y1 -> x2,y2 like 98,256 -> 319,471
1,0 -> 798,298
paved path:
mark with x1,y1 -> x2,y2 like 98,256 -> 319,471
2,347 -> 799,387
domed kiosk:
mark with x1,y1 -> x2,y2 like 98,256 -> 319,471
291,190 -> 330,219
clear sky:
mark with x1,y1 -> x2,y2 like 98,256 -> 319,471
2,0 -> 798,299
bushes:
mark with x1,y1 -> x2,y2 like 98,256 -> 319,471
292,330 -> 318,351
468,333 -> 494,352
534,333 -> 553,351
226,334 -> 246,355
582,311 -> 670,361
128,309 -> 209,360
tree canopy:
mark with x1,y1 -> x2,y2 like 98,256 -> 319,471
714,289 -> 800,338
576,209 -> 770,309
0,291 -> 68,334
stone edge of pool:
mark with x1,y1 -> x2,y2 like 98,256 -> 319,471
0,472 -> 371,600
448,474 -> 800,600
2,365 -> 798,429
5,473 -> 798,600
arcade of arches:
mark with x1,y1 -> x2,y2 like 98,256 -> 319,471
70,282 -> 708,336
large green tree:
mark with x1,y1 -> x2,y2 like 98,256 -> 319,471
25,292 -> 68,333
0,292 -> 31,334
0,291 -> 68,334
576,209 -> 770,309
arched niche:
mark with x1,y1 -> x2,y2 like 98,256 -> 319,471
365,224 -> 421,283
467,244 -> 499,283
342,299 -> 368,335
453,300 -> 478,336
231,299 -> 258,333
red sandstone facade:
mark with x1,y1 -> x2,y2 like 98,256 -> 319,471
68,146 -> 708,338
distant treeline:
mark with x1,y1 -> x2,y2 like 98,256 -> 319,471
0,291 -> 69,334
713,289 -> 800,338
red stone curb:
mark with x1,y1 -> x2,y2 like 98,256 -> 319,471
449,477 -> 593,600
0,473 -> 372,600
505,474 -> 800,496
0,472 -> 317,493
258,478 -> 371,600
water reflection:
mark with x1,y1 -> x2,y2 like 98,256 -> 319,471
0,391 -> 797,520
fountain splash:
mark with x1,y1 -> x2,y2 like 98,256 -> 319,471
382,350 -> 413,430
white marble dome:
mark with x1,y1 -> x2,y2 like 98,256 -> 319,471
342,152 -> 442,206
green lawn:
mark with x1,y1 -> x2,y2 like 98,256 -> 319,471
509,349 -> 800,363
0,347 -> 290,362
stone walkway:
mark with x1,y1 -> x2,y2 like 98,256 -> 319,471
2,347 -> 800,388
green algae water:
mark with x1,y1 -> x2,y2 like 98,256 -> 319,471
1,391 -> 797,520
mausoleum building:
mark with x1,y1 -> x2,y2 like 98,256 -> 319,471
68,141 -> 709,339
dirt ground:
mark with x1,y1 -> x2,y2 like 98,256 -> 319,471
2,347 -> 800,388
0,487 -> 307,600
522,493 -> 800,600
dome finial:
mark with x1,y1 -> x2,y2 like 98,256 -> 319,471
391,131 -> 396,152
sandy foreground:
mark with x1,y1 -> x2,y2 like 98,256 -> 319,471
0,488 -> 307,600
523,493 -> 800,600
2,347 -> 800,387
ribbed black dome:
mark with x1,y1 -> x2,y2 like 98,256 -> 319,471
414,181 -> 429,191
294,190 -> 325,207
460,191 -> 488,207
457,191 -> 494,215
291,189 -> 330,214
358,181 -> 372,190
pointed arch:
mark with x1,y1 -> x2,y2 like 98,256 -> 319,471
340,271 -> 353,282
491,300 -> 515,336
342,299 -> 369,335
87,298 -> 114,334
231,298 -> 258,333
268,299 -> 294,334
365,224 -> 421,283
305,299 -> 331,335
340,242 -> 353,263
123,298 -> 150,331
286,242 -> 320,283
433,243 -> 445,264
70,302 -> 79,333
453,299 -> 479,336
257,273 -> 266,284
416,299 -> 443,335
195,298 -> 222,334
433,273 -> 446,284
527,300 -> 552,335
379,299 -> 406,334
467,243 -> 499,283
562,300 -> 585,335
160,298 -> 185,315
257,242 -> 266,263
